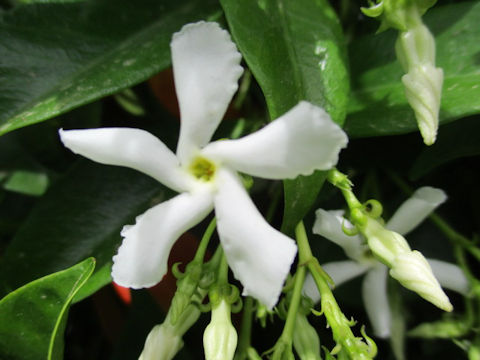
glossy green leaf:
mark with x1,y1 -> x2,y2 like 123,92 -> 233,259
0,257 -> 95,360
409,116 -> 480,180
221,0 -> 349,123
345,1 -> 480,138
281,171 -> 326,234
221,0 -> 349,231
0,160 -> 167,299
0,0 -> 219,135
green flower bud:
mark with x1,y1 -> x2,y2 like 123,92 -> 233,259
359,216 -> 411,267
138,323 -> 183,360
293,313 -> 322,360
203,299 -> 238,360
390,250 -> 453,312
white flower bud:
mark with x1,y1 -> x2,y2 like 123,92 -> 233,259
138,323 -> 183,360
395,14 -> 443,145
390,250 -> 453,312
203,300 -> 238,360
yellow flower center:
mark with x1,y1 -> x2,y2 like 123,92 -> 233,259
189,156 -> 216,182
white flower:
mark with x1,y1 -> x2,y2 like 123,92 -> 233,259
305,187 -> 469,338
59,21 -> 348,309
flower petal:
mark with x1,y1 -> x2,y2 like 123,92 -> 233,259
112,191 -> 213,288
386,187 -> 447,235
302,261 -> 369,303
59,127 -> 189,192
171,22 -> 243,162
202,101 -> 348,179
362,265 -> 391,338
428,258 -> 470,295
313,209 -> 365,260
213,169 -> 297,309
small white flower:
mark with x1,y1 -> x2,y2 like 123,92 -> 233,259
305,187 -> 469,338
59,21 -> 348,309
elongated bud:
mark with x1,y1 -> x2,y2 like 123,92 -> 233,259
390,250 -> 453,311
293,313 -> 322,360
396,21 -> 443,145
362,0 -> 442,145
139,323 -> 183,360
203,300 -> 238,360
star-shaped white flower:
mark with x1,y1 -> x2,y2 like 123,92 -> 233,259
59,21 -> 348,309
304,187 -> 469,337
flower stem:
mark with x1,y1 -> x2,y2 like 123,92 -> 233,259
234,297 -> 254,360
296,222 -> 376,359
327,168 -> 362,210
218,249 -> 229,285
194,217 -> 217,263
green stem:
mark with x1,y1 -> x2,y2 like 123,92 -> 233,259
295,221 -> 313,263
429,214 -> 480,261
233,69 -> 252,110
327,168 -> 362,210
235,297 -> 254,360
296,224 -> 376,359
217,249 -> 229,284
194,217 -> 217,263
281,267 -> 306,343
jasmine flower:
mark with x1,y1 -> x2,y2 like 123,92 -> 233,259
59,21 -> 348,309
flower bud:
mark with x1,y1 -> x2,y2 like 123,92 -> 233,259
390,250 -> 453,312
138,323 -> 183,360
360,217 -> 411,267
293,313 -> 322,360
203,299 -> 238,360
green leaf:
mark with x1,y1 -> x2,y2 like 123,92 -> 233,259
221,0 -> 349,231
0,257 -> 95,360
409,116 -> 480,180
0,0 -> 219,135
221,0 -> 349,123
281,171 -> 326,234
0,160 -> 168,298
2,170 -> 49,196
345,1 -> 480,137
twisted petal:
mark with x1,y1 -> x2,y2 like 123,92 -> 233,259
362,265 -> 391,338
387,187 -> 447,235
171,22 -> 243,162
202,101 -> 347,179
213,169 -> 297,309
59,128 -> 189,192
429,259 -> 470,295
112,191 -> 213,288
313,209 -> 365,260
302,261 -> 369,303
